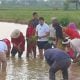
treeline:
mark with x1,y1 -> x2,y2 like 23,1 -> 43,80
0,0 -> 80,10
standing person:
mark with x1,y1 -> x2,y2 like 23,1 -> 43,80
36,17 -> 50,59
11,29 -> 25,58
44,48 -> 71,80
28,12 -> 39,56
31,12 -> 39,28
48,18 -> 57,48
0,40 -> 10,71
26,21 -> 37,59
52,17 -> 64,48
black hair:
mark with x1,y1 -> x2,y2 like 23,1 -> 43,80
39,17 -> 44,21
33,12 -> 37,16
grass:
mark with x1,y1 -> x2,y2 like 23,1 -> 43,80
0,8 -> 80,28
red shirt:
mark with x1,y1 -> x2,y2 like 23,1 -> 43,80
64,28 -> 80,39
26,25 -> 36,38
11,32 -> 25,51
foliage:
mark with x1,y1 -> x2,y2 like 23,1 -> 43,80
60,18 -> 69,27
0,8 -> 80,28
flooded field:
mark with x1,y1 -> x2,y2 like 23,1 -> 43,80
0,22 -> 80,80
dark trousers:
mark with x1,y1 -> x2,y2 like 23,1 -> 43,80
49,59 -> 71,80
11,46 -> 23,58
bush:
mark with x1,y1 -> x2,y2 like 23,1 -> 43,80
60,18 -> 69,27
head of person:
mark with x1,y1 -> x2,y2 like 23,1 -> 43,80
33,12 -> 38,19
39,17 -> 44,26
68,22 -> 77,31
51,17 -> 59,27
28,21 -> 34,28
11,29 -> 21,39
62,38 -> 71,50
39,17 -> 44,25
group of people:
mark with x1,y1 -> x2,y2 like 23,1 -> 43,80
0,12 -> 80,80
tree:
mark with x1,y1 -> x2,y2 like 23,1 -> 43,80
67,0 -> 80,10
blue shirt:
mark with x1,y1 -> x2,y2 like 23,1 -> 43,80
44,48 -> 70,66
31,19 -> 39,27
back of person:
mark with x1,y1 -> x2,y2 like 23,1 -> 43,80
0,41 -> 7,52
44,48 -> 70,64
44,48 -> 71,80
0,41 -> 8,71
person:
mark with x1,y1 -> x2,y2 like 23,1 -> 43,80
26,21 -> 37,58
51,17 -> 64,48
3,38 -> 11,57
62,39 -> 76,61
11,29 -> 25,58
62,38 -> 80,63
48,17 -> 56,48
44,48 -> 71,80
31,12 -> 39,28
70,38 -> 80,62
36,17 -> 50,59
0,40 -> 9,71
63,22 -> 80,39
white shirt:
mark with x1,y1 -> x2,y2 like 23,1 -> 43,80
49,24 -> 56,38
36,23 -> 50,41
70,38 -> 80,55
0,41 -> 8,53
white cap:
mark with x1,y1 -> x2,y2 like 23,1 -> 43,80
51,17 -> 57,20
11,29 -> 20,38
62,38 -> 70,45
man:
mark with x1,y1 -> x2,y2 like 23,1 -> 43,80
26,12 -> 39,58
31,12 -> 39,27
26,21 -> 36,58
0,40 -> 10,71
44,48 -> 71,80
49,17 -> 56,48
36,17 -> 50,59
11,29 -> 25,58
52,17 -> 64,48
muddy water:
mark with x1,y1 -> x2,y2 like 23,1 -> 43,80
0,22 -> 80,80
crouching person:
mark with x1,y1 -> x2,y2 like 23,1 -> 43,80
11,29 -> 25,58
44,48 -> 71,80
3,38 -> 11,57
0,40 -> 9,71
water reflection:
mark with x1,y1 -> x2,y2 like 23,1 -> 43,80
27,59 -> 49,80
5,56 -> 49,80
0,22 -> 80,80
0,71 -> 6,80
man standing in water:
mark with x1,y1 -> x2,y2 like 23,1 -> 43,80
36,17 -> 50,59
44,48 -> 71,80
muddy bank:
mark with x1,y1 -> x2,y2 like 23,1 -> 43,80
0,19 -> 28,25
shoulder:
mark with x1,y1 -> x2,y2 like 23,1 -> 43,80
44,23 -> 49,27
